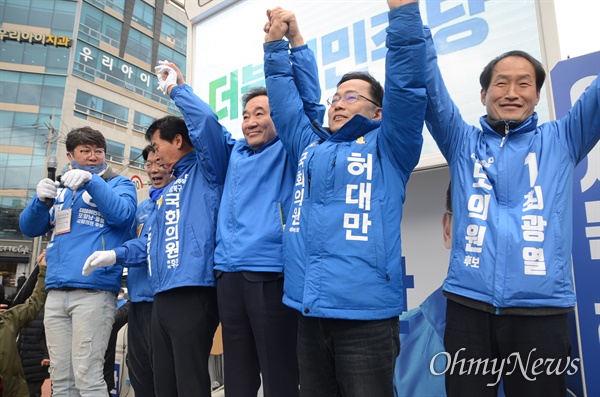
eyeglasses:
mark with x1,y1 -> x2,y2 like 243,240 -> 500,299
76,148 -> 105,157
326,91 -> 381,107
144,162 -> 169,171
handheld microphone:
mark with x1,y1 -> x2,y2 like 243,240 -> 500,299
46,155 -> 58,207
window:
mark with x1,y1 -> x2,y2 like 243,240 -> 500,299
79,2 -> 122,48
129,146 -> 144,169
133,111 -> 155,133
132,0 -> 154,31
161,15 -> 187,53
0,71 -> 67,107
84,0 -> 125,15
106,139 -> 125,164
158,44 -> 186,75
125,28 -> 152,64
74,90 -> 129,127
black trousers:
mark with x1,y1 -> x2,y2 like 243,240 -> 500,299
152,287 -> 219,397
217,272 -> 299,397
127,301 -> 156,397
444,299 -> 572,397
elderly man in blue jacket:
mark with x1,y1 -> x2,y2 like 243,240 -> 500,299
421,17 -> 600,397
263,1 -> 427,395
20,127 -> 137,397
84,85 -> 230,395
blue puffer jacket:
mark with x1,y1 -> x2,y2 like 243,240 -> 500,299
424,29 -> 600,309
115,84 -> 230,293
394,288 -> 446,397
20,171 -> 137,293
125,198 -> 156,302
215,45 -> 325,273
264,3 -> 426,320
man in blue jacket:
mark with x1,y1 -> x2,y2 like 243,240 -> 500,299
394,184 -> 451,397
125,145 -> 171,397
263,1 -> 426,395
421,22 -> 600,396
84,76 -> 230,395
19,127 -> 137,397
208,50 -> 324,395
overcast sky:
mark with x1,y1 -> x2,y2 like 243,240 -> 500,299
554,0 -> 599,59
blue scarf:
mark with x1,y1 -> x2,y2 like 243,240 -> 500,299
149,186 -> 167,202
70,159 -> 108,174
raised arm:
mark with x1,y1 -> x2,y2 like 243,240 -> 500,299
264,8 -> 322,162
557,74 -> 600,164
422,27 -> 471,165
379,0 -> 427,176
279,7 -> 326,125
157,62 -> 233,185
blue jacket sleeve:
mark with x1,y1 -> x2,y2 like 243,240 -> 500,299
423,26 -> 471,165
290,44 -> 326,125
170,84 -> 233,185
379,3 -> 427,177
114,235 -> 148,267
264,40 -> 321,163
556,74 -> 600,164
19,197 -> 52,238
84,174 -> 137,227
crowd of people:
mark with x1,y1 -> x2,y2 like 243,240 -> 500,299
2,0 -> 598,396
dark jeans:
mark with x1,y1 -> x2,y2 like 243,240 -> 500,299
297,315 -> 399,397
127,301 -> 156,397
152,287 -> 219,397
444,299 -> 571,397
217,272 -> 299,397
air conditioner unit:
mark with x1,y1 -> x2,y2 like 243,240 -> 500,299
166,35 -> 176,44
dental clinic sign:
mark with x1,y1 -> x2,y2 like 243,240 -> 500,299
193,0 -> 553,169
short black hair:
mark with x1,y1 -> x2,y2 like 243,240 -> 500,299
145,116 -> 191,147
65,126 -> 107,152
242,86 -> 267,108
141,145 -> 155,161
479,50 -> 546,92
337,71 -> 383,107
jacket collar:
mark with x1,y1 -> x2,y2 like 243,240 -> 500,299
480,113 -> 538,137
172,151 -> 196,177
314,115 -> 381,143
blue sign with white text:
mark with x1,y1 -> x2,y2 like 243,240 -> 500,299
551,51 -> 600,397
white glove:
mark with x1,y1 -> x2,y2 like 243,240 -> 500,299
61,169 -> 92,190
83,250 -> 117,276
36,178 -> 58,201
155,61 -> 177,95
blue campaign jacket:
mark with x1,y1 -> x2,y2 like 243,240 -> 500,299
214,45 -> 325,273
115,84 -> 230,294
20,172 -> 137,293
264,3 -> 426,320
394,288 -> 446,397
125,198 -> 156,302
424,29 -> 600,308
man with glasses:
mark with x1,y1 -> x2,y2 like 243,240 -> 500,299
19,126 -> 137,396
118,145 -> 171,397
263,1 -> 426,395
